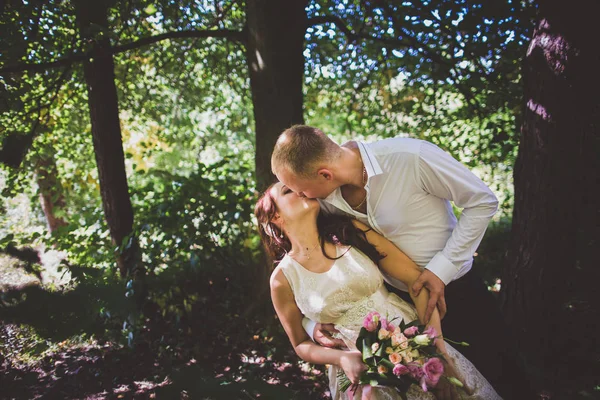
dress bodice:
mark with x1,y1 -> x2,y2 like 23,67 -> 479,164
279,246 -> 384,323
279,246 -> 418,348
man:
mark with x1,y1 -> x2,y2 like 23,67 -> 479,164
271,125 -> 527,398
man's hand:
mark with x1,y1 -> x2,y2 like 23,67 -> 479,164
411,269 -> 447,323
313,323 -> 347,349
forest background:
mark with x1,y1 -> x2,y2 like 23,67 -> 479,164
1,0 -> 598,399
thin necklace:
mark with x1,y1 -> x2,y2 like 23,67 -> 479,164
290,242 -> 321,260
352,166 -> 367,210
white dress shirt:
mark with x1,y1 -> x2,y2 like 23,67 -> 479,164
302,137 -> 498,338
322,136 -> 498,287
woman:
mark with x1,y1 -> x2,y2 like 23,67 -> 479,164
255,182 -> 501,400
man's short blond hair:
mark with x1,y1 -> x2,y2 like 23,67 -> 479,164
271,125 -> 341,178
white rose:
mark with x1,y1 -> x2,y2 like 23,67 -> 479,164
413,334 -> 431,346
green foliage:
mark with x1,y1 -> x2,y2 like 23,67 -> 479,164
132,157 -> 259,274
303,0 -> 536,215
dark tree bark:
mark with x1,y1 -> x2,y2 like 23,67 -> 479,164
502,0 -> 600,393
75,0 -> 138,277
245,0 -> 308,191
35,155 -> 68,233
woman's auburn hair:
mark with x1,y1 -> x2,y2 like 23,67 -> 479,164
254,184 -> 383,268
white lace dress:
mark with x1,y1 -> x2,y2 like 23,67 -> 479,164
279,246 -> 502,400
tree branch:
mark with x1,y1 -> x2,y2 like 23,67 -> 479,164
0,28 -> 246,75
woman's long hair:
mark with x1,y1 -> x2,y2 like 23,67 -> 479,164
254,183 -> 382,268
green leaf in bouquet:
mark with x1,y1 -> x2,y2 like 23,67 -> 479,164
358,326 -> 369,338
361,338 -> 373,359
356,327 -> 369,351
381,337 -> 393,352
379,358 -> 395,371
374,343 -> 385,357
362,371 -> 381,386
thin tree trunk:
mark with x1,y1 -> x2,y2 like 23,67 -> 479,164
35,155 -> 68,233
75,0 -> 139,278
502,0 -> 600,393
245,0 -> 308,191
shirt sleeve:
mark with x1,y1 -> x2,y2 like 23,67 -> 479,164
418,141 -> 498,285
302,317 -> 317,341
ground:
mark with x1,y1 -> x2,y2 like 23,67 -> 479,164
0,255 -> 329,399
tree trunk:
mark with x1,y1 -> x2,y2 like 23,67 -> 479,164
75,0 -> 138,278
502,0 -> 600,393
35,155 -> 68,233
245,0 -> 307,191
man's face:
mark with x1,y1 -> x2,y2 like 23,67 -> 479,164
276,167 -> 336,199
268,182 -> 319,223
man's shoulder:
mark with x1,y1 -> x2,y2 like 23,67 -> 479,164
366,136 -> 424,157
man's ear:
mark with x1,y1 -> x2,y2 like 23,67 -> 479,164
317,168 -> 333,181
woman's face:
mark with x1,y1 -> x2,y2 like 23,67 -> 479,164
269,182 -> 319,226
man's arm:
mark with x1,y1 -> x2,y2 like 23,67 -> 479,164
412,141 -> 498,321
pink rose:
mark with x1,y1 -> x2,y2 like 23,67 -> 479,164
381,318 -> 396,332
392,364 -> 410,376
400,349 -> 413,363
403,326 -> 419,337
422,357 -> 444,388
389,352 -> 402,364
363,311 -> 381,332
378,328 -> 391,340
423,326 -> 438,339
391,332 -> 409,349
407,362 -> 424,380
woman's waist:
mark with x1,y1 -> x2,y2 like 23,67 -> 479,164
333,286 -> 391,326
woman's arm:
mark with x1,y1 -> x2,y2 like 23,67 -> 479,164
351,220 -> 447,353
270,267 -> 366,382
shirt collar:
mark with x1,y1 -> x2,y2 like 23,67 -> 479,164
322,141 -> 383,207
357,141 -> 384,179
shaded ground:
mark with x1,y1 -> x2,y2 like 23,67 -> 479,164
0,255 -> 328,399
0,322 -> 329,400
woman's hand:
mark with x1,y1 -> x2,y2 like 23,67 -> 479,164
339,350 -> 367,385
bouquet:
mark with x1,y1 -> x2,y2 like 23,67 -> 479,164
338,311 -> 464,398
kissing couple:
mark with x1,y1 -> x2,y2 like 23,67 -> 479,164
255,125 -> 528,399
